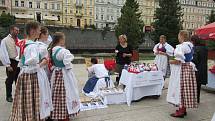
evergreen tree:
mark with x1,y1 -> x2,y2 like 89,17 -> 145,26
207,10 -> 215,50
207,10 -> 215,24
152,0 -> 183,47
0,13 -> 15,27
115,0 -> 144,49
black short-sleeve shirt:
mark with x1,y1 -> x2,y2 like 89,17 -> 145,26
115,44 -> 133,65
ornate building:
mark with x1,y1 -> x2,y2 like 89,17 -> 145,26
11,0 -> 63,25
94,0 -> 125,29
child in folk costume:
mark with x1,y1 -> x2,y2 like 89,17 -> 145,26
10,22 -> 52,121
167,30 -> 198,118
36,26 -> 53,119
153,35 -> 174,78
83,58 -> 114,96
50,32 -> 80,121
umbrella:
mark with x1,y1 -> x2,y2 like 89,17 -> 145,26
195,22 -> 215,40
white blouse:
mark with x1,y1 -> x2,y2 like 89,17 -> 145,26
22,40 -> 39,66
153,42 -> 174,56
174,42 -> 194,63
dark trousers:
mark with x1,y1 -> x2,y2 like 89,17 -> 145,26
5,59 -> 20,98
115,64 -> 124,86
196,72 -> 201,103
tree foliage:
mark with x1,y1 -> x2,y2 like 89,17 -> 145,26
115,0 -> 144,49
152,0 -> 183,47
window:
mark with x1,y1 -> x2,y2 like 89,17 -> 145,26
101,15 -> 103,20
57,15 -> 60,21
37,2 -> 40,8
90,0 -> 92,5
107,15 -> 109,20
89,9 -> 92,15
70,10 -> 73,14
52,3 -> 55,9
85,9 -> 87,14
44,3 -> 47,9
2,0 -> 5,5
29,2 -> 32,8
90,19 -> 92,25
21,1 -> 24,7
85,19 -> 87,25
57,4 -> 60,10
15,0 -> 18,7
65,8 -> 67,13
96,14 -> 98,19
70,18 -> 73,24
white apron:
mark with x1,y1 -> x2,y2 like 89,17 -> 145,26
166,64 -> 181,106
37,67 -> 53,119
154,54 -> 168,76
51,67 -> 80,115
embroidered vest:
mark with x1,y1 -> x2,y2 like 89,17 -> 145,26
184,44 -> 194,62
52,48 -> 65,67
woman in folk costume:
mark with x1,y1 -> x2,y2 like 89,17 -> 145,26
167,30 -> 198,118
153,35 -> 174,78
50,32 -> 80,121
10,22 -> 52,121
36,26 -> 53,119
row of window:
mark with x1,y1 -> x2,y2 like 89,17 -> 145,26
64,0 -> 93,6
95,0 -> 125,5
0,0 -> 5,5
95,7 -> 121,15
183,22 -> 204,29
183,15 -> 206,22
64,8 -> 93,15
183,7 -> 212,14
95,14 -> 117,21
180,0 -> 215,8
64,17 -> 92,25
14,1 -> 61,10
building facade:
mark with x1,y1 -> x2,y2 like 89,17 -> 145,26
137,0 -> 156,26
94,0 -> 125,29
63,0 -> 94,28
180,0 -> 215,30
11,0 -> 63,25
0,0 -> 11,14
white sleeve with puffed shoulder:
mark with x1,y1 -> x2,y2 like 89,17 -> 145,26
24,44 -> 39,66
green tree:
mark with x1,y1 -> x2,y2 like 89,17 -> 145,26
206,10 -> 215,50
0,13 -> 15,27
115,0 -> 144,49
207,10 -> 215,24
152,0 -> 183,47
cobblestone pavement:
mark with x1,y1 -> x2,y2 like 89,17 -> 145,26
0,64 -> 214,121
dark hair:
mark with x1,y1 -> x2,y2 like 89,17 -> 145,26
49,32 -> 65,59
91,58 -> 98,64
39,26 -> 48,38
160,35 -> 166,40
9,25 -> 17,32
191,35 -> 204,46
26,21 -> 40,36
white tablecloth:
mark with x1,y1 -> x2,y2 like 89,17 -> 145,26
207,71 -> 215,89
119,69 -> 164,106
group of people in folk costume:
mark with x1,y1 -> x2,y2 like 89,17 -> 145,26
154,30 -> 208,118
0,20 -> 208,120
0,22 -> 80,121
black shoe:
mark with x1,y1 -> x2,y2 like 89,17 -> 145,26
6,97 -> 13,102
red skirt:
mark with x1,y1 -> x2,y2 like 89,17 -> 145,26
10,72 -> 40,121
180,63 -> 198,108
51,69 -> 68,120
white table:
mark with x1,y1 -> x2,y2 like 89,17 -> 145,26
119,69 -> 164,106
207,71 -> 215,89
